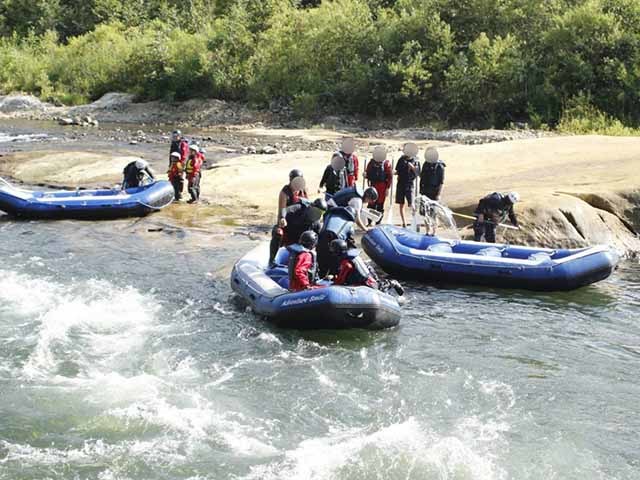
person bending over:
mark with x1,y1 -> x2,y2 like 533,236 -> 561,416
473,191 -> 521,243
122,159 -> 155,190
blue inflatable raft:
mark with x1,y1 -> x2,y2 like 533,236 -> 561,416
231,242 -> 401,330
362,225 -> 618,291
0,178 -> 174,220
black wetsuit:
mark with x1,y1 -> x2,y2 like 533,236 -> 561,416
317,207 -> 357,277
122,162 -> 155,189
319,165 -> 346,195
419,161 -> 445,200
395,155 -> 420,204
473,192 -> 518,243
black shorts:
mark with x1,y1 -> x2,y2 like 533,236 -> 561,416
395,185 -> 415,205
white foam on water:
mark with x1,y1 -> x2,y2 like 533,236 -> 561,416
0,132 -> 49,144
241,417 -> 506,480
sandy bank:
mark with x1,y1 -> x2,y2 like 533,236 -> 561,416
1,128 -> 639,255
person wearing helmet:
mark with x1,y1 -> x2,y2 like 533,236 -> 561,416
473,192 -> 521,243
185,143 -> 205,203
419,147 -> 445,202
169,130 -> 190,166
328,185 -> 378,232
317,206 -> 358,277
395,143 -> 421,228
122,159 -> 155,190
287,230 -> 322,292
319,153 -> 347,196
365,146 -> 393,225
167,151 -> 185,201
329,239 -> 378,289
338,137 -> 359,187
278,169 -> 308,220
269,198 -> 327,266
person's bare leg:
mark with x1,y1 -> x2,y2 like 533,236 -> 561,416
399,203 -> 406,228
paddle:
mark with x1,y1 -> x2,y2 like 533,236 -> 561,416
451,211 -> 520,230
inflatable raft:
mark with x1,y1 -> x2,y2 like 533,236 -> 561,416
231,242 -> 401,330
0,178 -> 174,220
362,225 -> 618,291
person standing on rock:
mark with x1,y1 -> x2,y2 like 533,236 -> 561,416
185,144 -> 204,203
419,147 -> 445,202
122,159 -> 155,190
169,130 -> 189,166
319,153 -> 347,197
365,146 -> 392,224
167,151 -> 184,201
395,143 -> 421,228
473,192 -> 521,243
338,137 -> 359,187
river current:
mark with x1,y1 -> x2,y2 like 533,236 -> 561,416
1,127 -> 639,480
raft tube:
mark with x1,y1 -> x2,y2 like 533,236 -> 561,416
0,179 -> 174,220
230,242 -> 401,330
362,225 -> 618,291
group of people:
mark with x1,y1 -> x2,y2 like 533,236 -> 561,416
273,138 -> 522,292
167,130 -> 205,203
270,169 -> 382,292
120,130 -> 205,204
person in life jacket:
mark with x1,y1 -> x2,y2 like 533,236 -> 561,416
167,151 -> 184,201
395,142 -> 421,228
169,130 -> 190,167
338,137 -> 359,187
122,159 -> 155,189
419,147 -> 445,202
317,206 -> 358,277
185,144 -> 204,203
328,185 -> 378,232
271,169 -> 310,265
365,146 -> 392,224
329,239 -> 378,289
473,191 -> 521,243
319,153 -> 347,196
288,230 -> 322,292
269,198 -> 328,266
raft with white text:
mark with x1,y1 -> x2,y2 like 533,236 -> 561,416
230,242 -> 401,330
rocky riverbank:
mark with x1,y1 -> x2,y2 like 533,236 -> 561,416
0,97 -> 638,257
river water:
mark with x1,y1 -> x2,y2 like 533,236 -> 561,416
1,127 -> 640,480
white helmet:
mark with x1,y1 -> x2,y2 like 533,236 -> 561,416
170,151 -> 181,158
372,145 -> 387,162
341,137 -> 355,155
189,144 -> 199,153
507,191 -> 521,204
424,147 -> 439,163
135,159 -> 148,169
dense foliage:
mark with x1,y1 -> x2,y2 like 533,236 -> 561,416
1,0 -> 640,129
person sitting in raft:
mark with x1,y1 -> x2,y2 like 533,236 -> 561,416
317,206 -> 358,278
185,144 -> 204,203
288,230 -> 322,292
269,198 -> 328,266
169,129 -> 189,167
122,159 -> 155,190
473,191 -> 521,243
329,239 -> 378,289
395,142 -> 420,228
365,146 -> 392,225
328,185 -> 379,232
338,137 -> 359,187
419,147 -> 445,202
167,151 -> 184,201
319,153 -> 347,197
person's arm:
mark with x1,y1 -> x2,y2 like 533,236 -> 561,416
319,166 -> 330,189
508,205 -> 519,227
385,161 -> 393,189
419,165 -> 427,195
353,155 -> 359,181
277,190 -> 288,220
294,253 -> 313,289
181,141 -> 189,162
145,166 -> 155,180
334,260 -> 353,286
